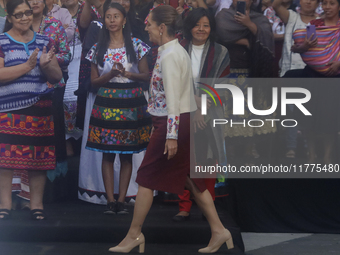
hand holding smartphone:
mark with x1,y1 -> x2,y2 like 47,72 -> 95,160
236,1 -> 246,15
306,25 -> 317,41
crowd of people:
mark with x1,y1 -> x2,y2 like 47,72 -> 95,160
0,0 -> 339,252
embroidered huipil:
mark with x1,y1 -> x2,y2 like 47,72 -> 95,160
38,16 -> 71,87
0,33 -> 53,112
148,39 -> 197,140
47,4 -> 76,43
86,37 -> 150,83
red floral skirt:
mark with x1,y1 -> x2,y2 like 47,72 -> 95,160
0,96 -> 56,170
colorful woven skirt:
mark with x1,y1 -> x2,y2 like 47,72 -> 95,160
0,95 -> 56,170
86,82 -> 152,154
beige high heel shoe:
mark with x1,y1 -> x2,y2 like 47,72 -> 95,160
109,233 -> 145,253
198,229 -> 234,253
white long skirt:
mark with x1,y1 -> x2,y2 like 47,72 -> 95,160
64,44 -> 83,140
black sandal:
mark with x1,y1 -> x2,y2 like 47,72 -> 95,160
0,209 -> 11,220
31,209 -> 46,220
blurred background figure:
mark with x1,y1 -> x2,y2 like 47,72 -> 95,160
46,0 -> 76,42
263,0 -> 287,77
273,0 -> 319,77
0,0 -> 6,16
206,0 -> 232,16
138,0 -> 164,22
75,0 -> 104,131
173,8 -> 230,222
285,0 -> 340,164
61,0 -> 84,156
215,0 -> 276,164
0,0 -> 7,32
272,0 -> 319,159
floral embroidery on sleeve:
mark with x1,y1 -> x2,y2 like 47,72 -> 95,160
264,7 -> 280,24
47,38 -> 55,52
167,114 -> 180,140
40,17 -> 71,69
85,43 -> 98,64
54,22 -> 71,68
132,37 -> 150,60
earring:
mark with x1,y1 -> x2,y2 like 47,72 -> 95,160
123,24 -> 125,28
160,32 -> 163,36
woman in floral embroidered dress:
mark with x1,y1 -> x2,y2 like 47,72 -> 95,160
85,2 -> 151,214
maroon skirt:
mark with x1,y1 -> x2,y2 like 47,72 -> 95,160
136,113 -> 206,195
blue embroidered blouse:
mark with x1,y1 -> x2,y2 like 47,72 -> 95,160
0,32 -> 53,112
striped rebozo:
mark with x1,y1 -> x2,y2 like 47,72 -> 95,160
293,26 -> 340,75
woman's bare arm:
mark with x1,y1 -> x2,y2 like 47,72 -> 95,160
272,0 -> 290,25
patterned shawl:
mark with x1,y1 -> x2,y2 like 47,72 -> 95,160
182,39 -> 230,167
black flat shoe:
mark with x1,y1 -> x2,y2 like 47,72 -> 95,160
0,209 -> 11,220
116,202 -> 129,215
172,213 -> 190,222
31,209 -> 46,220
104,201 -> 117,215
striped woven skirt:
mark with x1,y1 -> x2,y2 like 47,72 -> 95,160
0,94 -> 56,170
86,82 -> 152,154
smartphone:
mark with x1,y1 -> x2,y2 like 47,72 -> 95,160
306,25 -> 317,40
236,1 -> 246,15
169,0 -> 179,8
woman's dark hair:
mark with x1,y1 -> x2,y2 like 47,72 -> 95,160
322,0 -> 340,4
43,0 -> 49,16
4,0 -> 31,32
150,5 -> 178,37
183,8 -> 215,43
96,2 -> 137,67
126,0 -> 136,25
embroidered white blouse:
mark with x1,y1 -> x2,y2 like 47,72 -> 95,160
148,39 -> 197,140
86,37 -> 150,83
